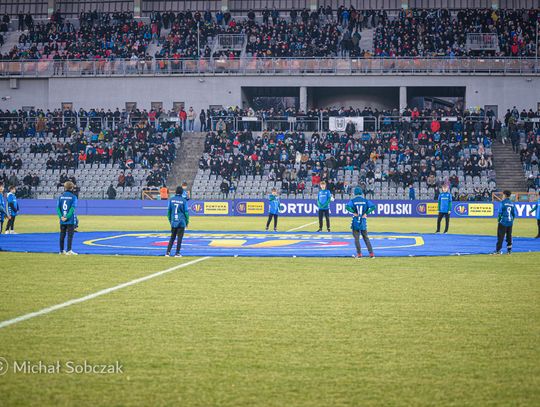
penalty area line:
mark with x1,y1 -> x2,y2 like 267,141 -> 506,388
286,221 -> 318,232
0,256 -> 211,330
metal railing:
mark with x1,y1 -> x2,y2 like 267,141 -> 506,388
210,115 -> 381,133
492,191 -> 539,202
0,57 -> 538,77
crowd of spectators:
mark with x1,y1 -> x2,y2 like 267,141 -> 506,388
374,8 -> 539,57
3,11 -> 152,61
514,108 -> 540,192
1,8 -> 538,62
198,108 -> 498,201
0,170 -> 37,198
0,107 -> 183,192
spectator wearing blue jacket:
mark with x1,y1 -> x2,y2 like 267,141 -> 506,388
408,184 -> 416,200
493,190 -> 515,255
266,188 -> 281,232
436,184 -> 452,233
528,195 -> 540,239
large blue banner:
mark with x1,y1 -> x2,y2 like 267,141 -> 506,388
17,199 -> 538,218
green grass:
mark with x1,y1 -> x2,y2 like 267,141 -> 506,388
0,216 -> 539,406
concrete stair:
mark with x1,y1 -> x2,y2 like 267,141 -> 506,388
492,141 -> 528,192
0,30 -> 22,55
167,132 -> 206,189
358,28 -> 374,53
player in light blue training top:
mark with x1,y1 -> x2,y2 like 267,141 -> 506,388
317,181 -> 333,232
493,190 -> 515,255
57,181 -> 78,255
529,195 -> 540,239
266,188 -> 281,232
436,184 -> 452,233
166,186 -> 190,257
346,187 -> 376,258
5,185 -> 19,234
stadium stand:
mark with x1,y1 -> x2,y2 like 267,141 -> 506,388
373,8 -> 539,57
0,107 -> 182,198
0,5 -> 538,199
192,110 -> 500,202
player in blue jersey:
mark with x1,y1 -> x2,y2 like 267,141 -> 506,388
265,188 -> 281,231
436,184 -> 452,233
493,190 -> 515,255
166,186 -> 190,257
345,187 -> 376,258
528,195 -> 540,238
0,182 -> 10,234
5,185 -> 19,234
316,181 -> 333,232
57,181 -> 78,255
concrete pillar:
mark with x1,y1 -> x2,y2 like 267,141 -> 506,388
134,0 -> 141,18
399,86 -> 407,113
47,0 -> 56,18
309,0 -> 318,12
222,0 -> 229,12
299,86 -> 307,113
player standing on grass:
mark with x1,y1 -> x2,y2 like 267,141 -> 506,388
436,184 -> 452,233
529,194 -> 540,238
0,182 -> 10,233
493,190 -> 515,255
5,185 -> 19,234
346,187 -> 376,258
265,188 -> 281,231
317,181 -> 333,232
166,186 -> 189,257
57,181 -> 78,255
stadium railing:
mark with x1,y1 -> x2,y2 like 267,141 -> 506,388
0,57 -> 538,77
210,115 -> 382,133
0,113 -> 144,131
492,191 -> 539,202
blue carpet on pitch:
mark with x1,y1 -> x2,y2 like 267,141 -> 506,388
1,230 -> 538,257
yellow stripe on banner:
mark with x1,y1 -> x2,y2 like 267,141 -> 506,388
248,240 -> 303,248
208,239 -> 247,247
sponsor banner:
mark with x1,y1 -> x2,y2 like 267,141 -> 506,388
203,201 -> 229,215
329,116 -> 364,132
416,202 -> 439,216
467,203 -> 494,217
15,199 -> 537,218
236,201 -> 265,215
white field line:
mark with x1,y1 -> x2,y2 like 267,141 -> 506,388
0,256 -> 211,330
286,221 -> 318,232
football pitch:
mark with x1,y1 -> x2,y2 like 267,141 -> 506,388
0,216 -> 539,406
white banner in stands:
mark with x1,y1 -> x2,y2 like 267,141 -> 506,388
329,117 -> 364,132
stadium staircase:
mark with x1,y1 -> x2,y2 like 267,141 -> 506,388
358,28 -> 374,53
492,141 -> 527,192
0,29 -> 22,55
167,132 -> 206,189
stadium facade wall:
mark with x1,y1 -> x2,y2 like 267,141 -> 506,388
18,199 -> 537,219
0,75 -> 539,118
